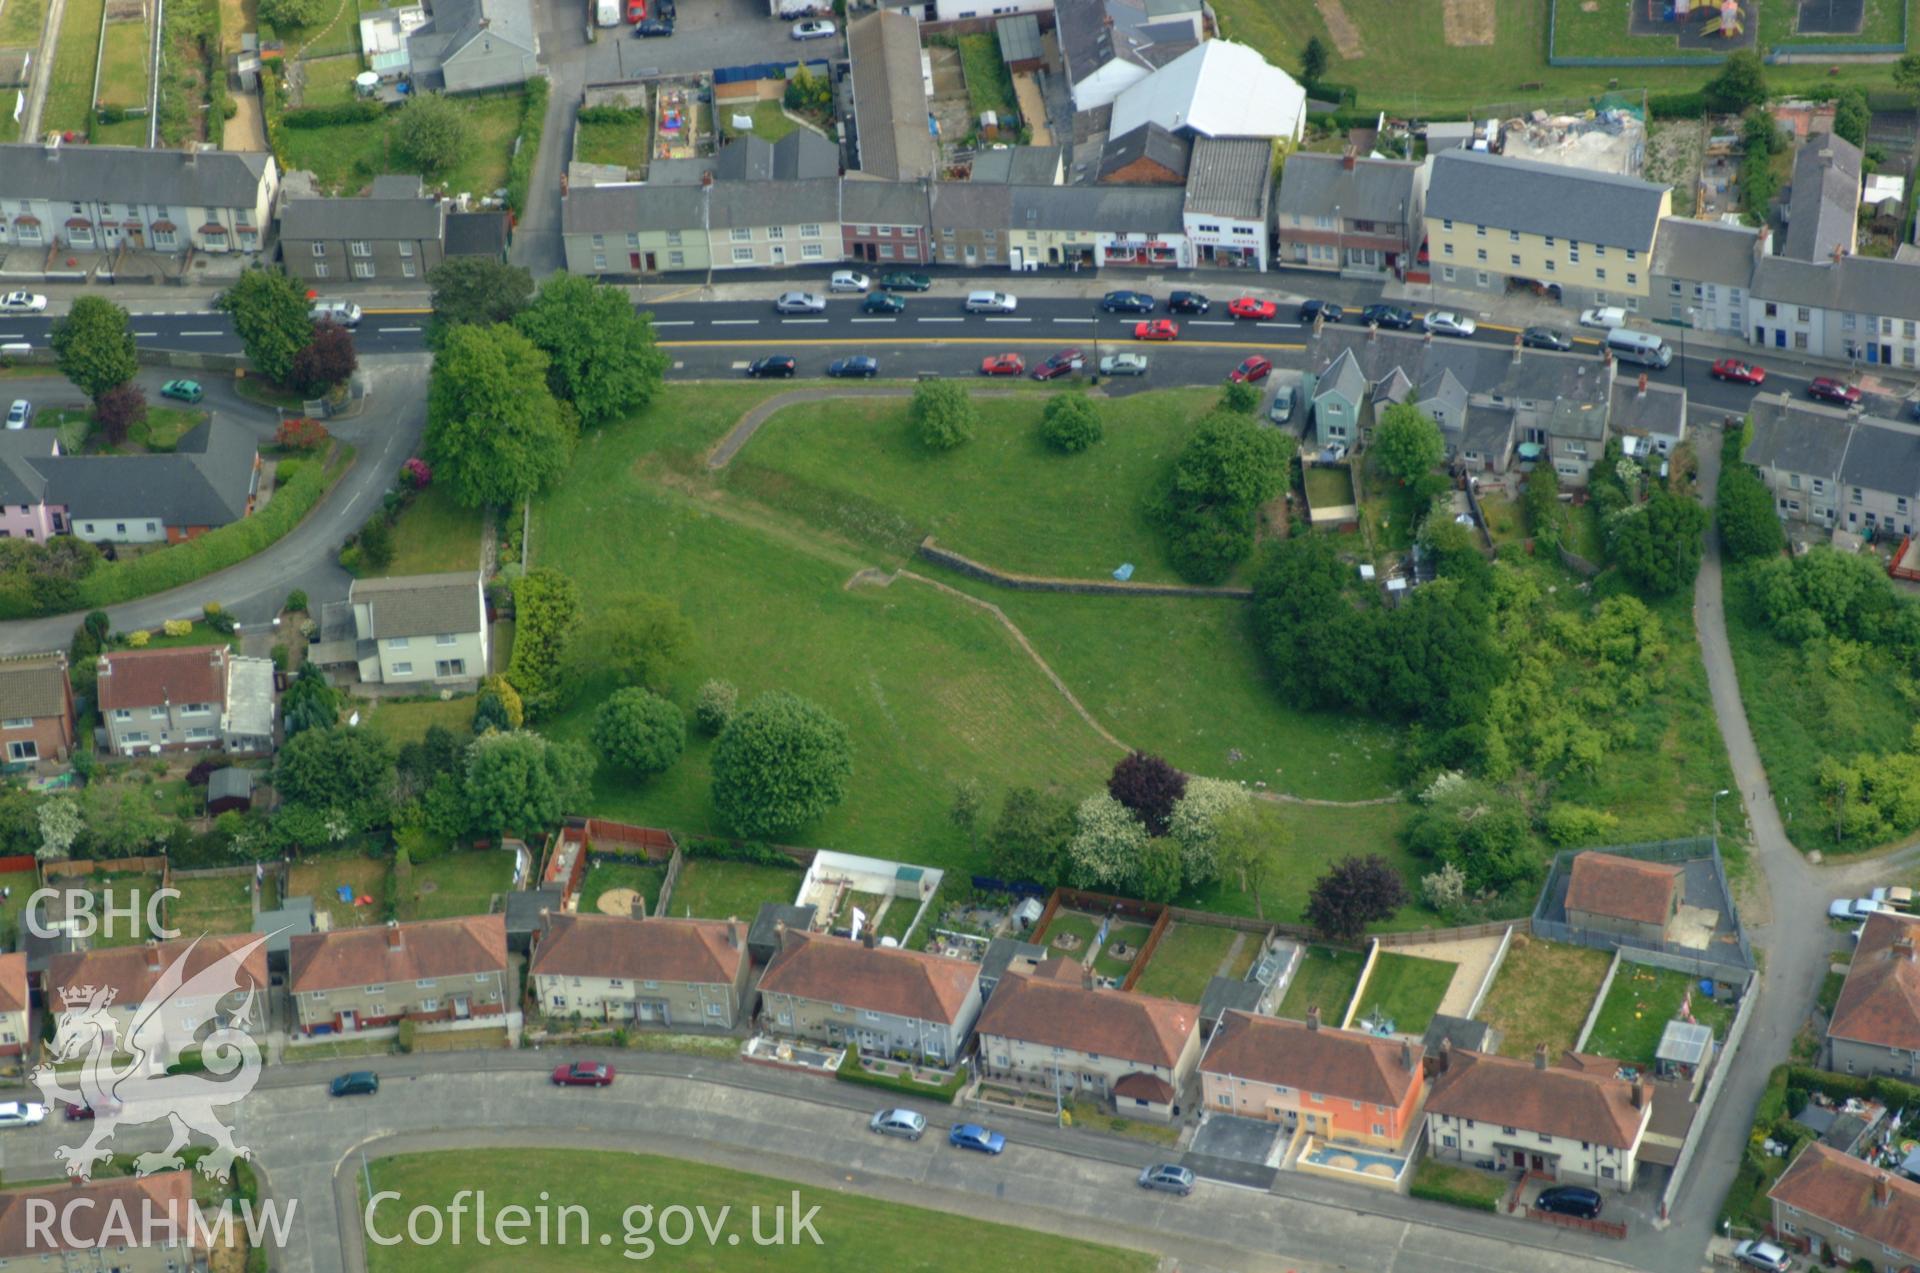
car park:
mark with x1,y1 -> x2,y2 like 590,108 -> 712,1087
791,17 -> 835,38
1360,303 -> 1416,329
1101,290 -> 1155,313
1229,355 -> 1272,383
965,291 -> 1017,313
1269,383 -> 1296,423
1580,306 -> 1628,330
634,15 -> 672,34
1732,1239 -> 1793,1271
160,379 -> 203,403
747,356 -> 797,378
1522,326 -> 1574,351
774,291 -> 827,314
1099,353 -> 1148,376
1227,297 -> 1279,321
861,292 -> 905,314
1138,1164 -> 1195,1196
1031,349 -> 1084,381
980,353 -> 1025,376
830,270 -> 871,293
1712,358 -> 1767,385
1167,291 -> 1210,314
329,1072 -> 379,1097
827,356 -> 880,378
868,1108 -> 926,1141
0,292 -> 46,314
948,1123 -> 1006,1154
1809,376 -> 1862,406
0,1102 -> 47,1128
551,1061 -> 616,1087
878,271 -> 931,291
1133,319 -> 1178,341
5,400 -> 29,430
1532,1185 -> 1602,1219
1423,310 -> 1477,338
1298,299 -> 1344,324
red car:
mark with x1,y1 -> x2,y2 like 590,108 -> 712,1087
1030,348 -> 1084,381
1229,355 -> 1273,384
1711,358 -> 1766,386
1133,319 -> 1179,342
626,0 -> 646,18
1226,296 -> 1278,321
551,1061 -> 616,1087
1809,376 -> 1862,406
980,352 -> 1025,376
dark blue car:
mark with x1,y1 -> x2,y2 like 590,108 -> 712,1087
1100,290 -> 1155,314
948,1123 -> 1006,1154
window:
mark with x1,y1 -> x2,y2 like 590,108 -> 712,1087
1442,218 -> 1453,230
416,979 -> 436,989
150,707 -> 167,720
1797,307 -> 1811,322
311,243 -> 326,257
1442,266 -> 1456,283
399,241 -> 415,258
1502,1126 -> 1517,1135
730,228 -> 752,242
801,224 -> 822,238
1626,248 -> 1637,261
0,717 -> 24,730
351,241 -> 371,257
1218,1093 -> 1231,1107
591,255 -> 606,272
1544,236 -> 1555,247
185,726 -> 216,742
802,243 -> 823,260
435,659 -> 466,678
1475,224 -> 1486,237
392,662 -> 413,675
402,262 -> 415,278
767,226 -> 784,240
1443,243 -> 1454,256
591,235 -> 604,249
390,637 -> 410,649
353,262 -> 374,279
1510,255 -> 1520,267
1544,259 -> 1555,272
181,702 -> 212,716
115,522 -> 126,534
667,251 -> 684,268
420,998 -> 439,1012
315,263 -> 329,278
1595,268 -> 1606,281
1509,229 -> 1519,242
1569,248 -> 1579,263
1476,249 -> 1487,262
1626,273 -> 1637,286
706,1001 -> 725,1017
666,231 -> 682,246
6,741 -> 36,762
1372,1123 -> 1386,1136
732,247 -> 753,263
112,709 -> 132,722
436,634 -> 457,646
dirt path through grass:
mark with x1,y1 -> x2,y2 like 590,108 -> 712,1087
1317,0 -> 1365,56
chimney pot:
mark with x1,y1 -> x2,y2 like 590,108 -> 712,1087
728,919 -> 740,949
1533,1042 -> 1549,1070
1877,1173 -> 1893,1207
146,940 -> 162,972
1895,937 -> 1915,961
1306,1005 -> 1321,1031
1632,1079 -> 1646,1109
1342,146 -> 1357,171
386,920 -> 402,950
1401,1038 -> 1413,1070
1637,372 -> 1649,396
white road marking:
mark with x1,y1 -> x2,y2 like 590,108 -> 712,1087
711,319 -> 758,326
1257,321 -> 1301,329
179,330 -> 222,337
985,317 -> 1030,323
781,318 -> 828,325
134,331 -> 159,338
378,325 -> 421,333
918,317 -> 963,323
652,320 -> 694,327
1191,320 -> 1233,327
1053,317 -> 1094,324
850,317 -> 896,324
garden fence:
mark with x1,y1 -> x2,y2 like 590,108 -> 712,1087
1548,0 -> 1908,65
1465,924 -> 1518,1018
1659,969 -> 1759,1219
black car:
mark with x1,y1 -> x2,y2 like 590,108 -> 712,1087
1298,299 -> 1345,324
1167,291 -> 1211,315
1533,1186 -> 1603,1219
747,356 -> 797,378
1522,326 -> 1575,352
634,16 -> 672,34
1359,303 -> 1415,329
1101,290 -> 1155,314
861,291 -> 906,314
330,1071 -> 380,1097
827,356 -> 879,378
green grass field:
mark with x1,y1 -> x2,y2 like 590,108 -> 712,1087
1476,934 -> 1613,1059
377,484 -> 484,577
409,849 -> 512,920
167,874 -> 257,938
578,858 -> 669,917
56,870 -> 167,948
359,697 -> 477,746
362,1150 -> 1158,1273
96,20 -> 151,110
0,0 -> 47,48
663,858 -> 802,920
1278,945 -> 1367,1021
958,33 -> 1016,119
277,90 -> 523,196
300,53 -> 363,106
1584,961 -> 1734,1065
1134,923 -> 1242,1001
1093,920 -> 1153,981
44,0 -> 107,136
1353,951 -> 1457,1034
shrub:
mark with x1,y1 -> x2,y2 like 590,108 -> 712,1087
693,679 -> 737,735
396,1019 -> 417,1054
834,1047 -> 967,1102
162,619 -> 193,638
401,457 -> 432,489
127,629 -> 151,647
909,380 -> 976,452
505,76 -> 551,218
203,602 -> 237,634
274,418 -> 330,452
185,759 -> 220,787
286,588 -> 309,613
1040,394 -> 1103,454
356,517 -> 395,571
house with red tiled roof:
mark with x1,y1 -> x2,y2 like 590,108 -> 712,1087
290,916 -> 508,1036
0,652 -> 75,768
0,953 -> 25,1058
756,929 -> 981,1066
47,935 -> 270,1051
0,1171 -> 201,1272
529,912 -> 751,1028
1564,851 -> 1684,945
1422,1042 -> 1653,1191
96,644 -> 277,756
1827,910 -> 1920,1079
1770,1140 -> 1920,1268
975,959 -> 1201,1121
1200,1008 -> 1426,1149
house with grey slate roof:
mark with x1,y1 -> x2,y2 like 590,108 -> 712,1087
1055,0 -> 1200,112
971,147 -> 1064,186
1009,182 -> 1191,268
1781,134 -> 1862,263
0,418 -> 261,545
1744,393 -> 1920,537
1275,150 -> 1423,278
279,175 -> 447,285
406,0 -> 537,92
847,11 -> 935,183
562,182 -> 711,276
0,141 -> 276,260
1649,218 -> 1762,337
1096,123 -> 1190,185
311,572 -> 490,687
706,178 -> 843,270
1748,252 -> 1920,367
842,179 -> 933,266
1183,137 -> 1271,270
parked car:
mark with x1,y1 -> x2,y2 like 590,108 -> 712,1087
1166,291 -> 1210,314
1809,376 -> 1863,406
0,292 -> 47,314
868,1108 -> 926,1141
964,291 -> 1017,313
1298,299 -> 1344,324
861,291 -> 906,314
633,15 -> 672,34
1138,1163 -> 1195,1196
746,355 -> 797,378
774,291 -> 826,315
1874,885 -> 1916,912
551,1061 -> 616,1087
160,379 -> 204,403
1579,306 -> 1628,330
1423,310 -> 1477,338
625,0 -> 644,18
1732,1239 -> 1793,1272
948,1123 -> 1006,1154
1360,303 -> 1416,329
0,1102 -> 46,1128
1031,349 -> 1084,381
827,356 -> 880,379
1830,897 -> 1891,921
1133,319 -> 1178,342
1227,296 -> 1279,321
1229,355 -> 1272,384
5,400 -> 29,430
829,270 -> 871,293
878,271 -> 932,292
1532,1185 -> 1602,1219
310,299 -> 362,327
328,1072 -> 379,1098
1101,290 -> 1155,314
790,17 -> 835,38
980,353 -> 1025,376
62,1099 -> 120,1121
1099,353 -> 1148,376
1711,358 -> 1767,385
1269,383 -> 1296,424
1522,326 -> 1574,352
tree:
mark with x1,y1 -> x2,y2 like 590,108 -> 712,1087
693,680 -> 737,735
710,691 -> 853,837
1404,775 -> 1536,894
1217,382 -> 1261,415
37,795 -> 81,863
1371,402 -> 1445,484
260,0 -> 327,26
88,788 -> 170,858
910,380 -> 977,451
1166,776 -> 1252,888
987,785 -> 1074,888
1134,837 -> 1184,904
281,662 -> 341,737
1214,802 -> 1280,919
513,273 -> 668,427
477,675 -> 524,729
426,324 -> 576,508
1151,410 -> 1289,583
561,593 -> 693,694
503,567 -> 582,713
1705,48 -> 1768,113
275,725 -> 397,833
394,93 -> 469,175
1040,394 -> 1103,453
1834,88 -> 1871,149
1300,34 -> 1329,84
1521,465 -> 1562,550
1607,489 -> 1709,595
427,257 -> 534,346
1066,793 -> 1150,892
355,516 -> 394,571
473,686 -> 515,734
465,730 -> 595,836
49,296 -> 138,402
1421,859 -> 1467,913
1897,51 -> 1920,107
1305,854 -> 1408,941
1717,452 -> 1785,561
92,383 -> 147,448
289,320 -> 358,396
949,778 -> 986,857
217,270 -> 314,386
591,688 -> 686,776
1108,751 -> 1186,836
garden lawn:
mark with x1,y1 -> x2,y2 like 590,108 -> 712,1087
127,620 -> 232,650
359,697 -> 476,746
574,107 -> 650,175
1093,920 -> 1153,982
873,895 -> 920,944
720,100 -> 800,142
96,20 -> 151,110
1303,464 -> 1356,513
1477,934 -> 1612,1060
377,484 -> 484,576
362,1149 -> 1158,1273
114,407 -> 206,454
299,54 -> 363,107
167,875 -> 257,939
1039,909 -> 1099,959
289,851 -> 391,930
578,858 -> 669,917
1277,945 -> 1366,1021
62,871 -> 167,948
276,90 -> 523,196
1477,492 -> 1524,547
1584,961 -> 1735,1066
408,849 -> 512,920
0,0 -> 46,48
0,869 -> 39,943
663,858 -> 801,920
1134,923 -> 1240,1002
958,33 -> 1015,119
44,0 -> 107,136
1353,951 -> 1456,1035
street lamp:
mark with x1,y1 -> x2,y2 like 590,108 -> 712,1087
1333,203 -> 1342,275
1712,787 -> 1731,837
1090,297 -> 1101,386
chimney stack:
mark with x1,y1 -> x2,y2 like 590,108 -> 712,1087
1306,1005 -> 1321,1032
146,941 -> 163,973
863,927 -> 877,949
1895,936 -> 1916,962
1401,1038 -> 1413,1070
629,894 -> 647,920
386,920 -> 402,951
1877,1173 -> 1894,1207
1533,1042 -> 1548,1071
1632,1080 -> 1646,1109
1342,145 -> 1357,172
1439,1036 -> 1453,1073
728,918 -> 740,950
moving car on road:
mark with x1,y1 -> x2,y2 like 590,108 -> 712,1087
1360,303 -> 1416,329
1101,290 -> 1155,313
329,1072 -> 379,1098
0,1102 -> 46,1128
1423,310 -> 1477,338
1522,326 -> 1574,352
746,355 -> 797,378
1297,299 -> 1344,324
980,352 -> 1025,376
827,356 -> 879,378
551,1061 -> 616,1087
0,292 -> 46,314
869,1109 -> 926,1141
1229,355 -> 1272,383
1133,319 -> 1178,341
1809,376 -> 1862,406
1099,353 -> 1148,376
1031,349 -> 1084,381
1711,358 -> 1767,386
774,291 -> 827,315
1227,296 -> 1279,321
1167,291 -> 1210,314
1580,306 -> 1628,330
948,1123 -> 1006,1154
790,17 -> 835,38
1138,1164 -> 1195,1196
861,292 -> 905,314
160,379 -> 204,403
878,271 -> 932,291
964,291 -> 1018,313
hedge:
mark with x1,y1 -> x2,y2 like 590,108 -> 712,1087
506,76 -> 551,218
282,100 -> 386,129
1648,90 -> 1709,119
76,445 -> 351,609
682,836 -> 802,869
1787,1064 -> 1920,1113
834,1048 -> 968,1103
1409,1162 -> 1503,1212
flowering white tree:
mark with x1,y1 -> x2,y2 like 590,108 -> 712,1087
1067,793 -> 1148,892
37,795 -> 81,863
1166,777 -> 1252,888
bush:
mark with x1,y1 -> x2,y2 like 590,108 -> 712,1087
506,76 -> 551,218
396,1020 -> 417,1054
1648,90 -> 1708,118
286,589 -> 309,613
834,1047 -> 967,1102
909,380 -> 977,452
693,679 -> 737,735
1040,394 -> 1103,454
127,629 -> 151,647
185,759 -> 221,787
680,836 -> 800,868
203,602 -> 238,634
162,618 -> 193,637
400,457 -> 432,489
356,517 -> 395,571
274,418 -> 330,452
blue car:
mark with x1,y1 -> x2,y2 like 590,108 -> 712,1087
948,1123 -> 1006,1155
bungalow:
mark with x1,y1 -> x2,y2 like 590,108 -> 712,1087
0,1173 -> 202,1273
1770,1141 -> 1920,1270
97,646 -> 276,756
1563,850 -> 1684,946
975,959 -> 1200,1120
1423,1043 -> 1653,1190
47,935 -> 270,1055
290,915 -> 510,1036
529,912 -> 751,1029
1826,911 -> 1920,1079
0,139 -> 277,259
0,419 -> 262,545
757,929 -> 981,1065
311,571 -> 490,687
1200,1008 -> 1426,1150
0,652 -> 76,766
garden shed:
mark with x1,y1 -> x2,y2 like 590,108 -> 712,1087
205,768 -> 255,815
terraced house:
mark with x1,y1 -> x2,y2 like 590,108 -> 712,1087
757,929 -> 981,1064
0,140 -> 277,259
1744,395 -> 1920,539
291,915 -> 509,1036
530,912 -> 751,1028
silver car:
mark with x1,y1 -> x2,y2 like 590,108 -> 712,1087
1732,1239 -> 1792,1272
774,291 -> 827,315
5,400 -> 29,430
1268,383 -> 1296,424
1422,310 -> 1478,338
868,1108 -> 926,1141
1098,353 -> 1148,376
1138,1163 -> 1194,1195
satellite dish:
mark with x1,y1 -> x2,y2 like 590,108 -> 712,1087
348,712 -> 361,727
147,744 -> 160,754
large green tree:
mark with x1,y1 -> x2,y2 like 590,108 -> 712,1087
1370,403 -> 1446,485
217,270 -> 314,386
394,93 -> 470,175
50,296 -> 139,402
1898,51 -> 1920,107
1704,48 -> 1768,113
1607,490 -> 1709,595
513,274 -> 668,427
426,324 -> 576,508
427,256 -> 534,346
1151,410 -> 1289,583
560,593 -> 692,694
1717,461 -> 1785,562
274,725 -> 396,832
710,691 -> 853,837
1066,792 -> 1149,893
503,567 -> 582,714
464,730 -> 595,836
1305,854 -> 1408,942
281,662 -> 341,737
986,785 -> 1074,888
910,380 -> 977,451
591,688 -> 686,776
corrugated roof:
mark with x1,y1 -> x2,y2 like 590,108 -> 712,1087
996,13 -> 1042,63
1184,137 -> 1271,221
848,11 -> 934,181
1426,149 -> 1667,251
1109,41 -> 1305,142
349,571 -> 483,639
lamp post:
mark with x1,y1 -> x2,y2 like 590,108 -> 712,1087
1681,307 -> 1696,397
1333,204 -> 1342,275
1712,787 -> 1731,837
1090,296 -> 1101,385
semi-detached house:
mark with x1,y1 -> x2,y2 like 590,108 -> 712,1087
0,141 -> 276,259
530,912 -> 751,1029
0,652 -> 76,766
0,1174 -> 202,1273
1200,1008 -> 1427,1149
1770,1141 -> 1920,1269
1825,910 -> 1920,1080
757,929 -> 981,1065
1423,1043 -> 1653,1190
291,915 -> 509,1036
0,953 -> 26,1058
97,645 -> 276,756
47,935 -> 270,1050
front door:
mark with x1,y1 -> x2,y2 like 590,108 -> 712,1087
770,245 -> 786,265
644,252 -> 656,271
452,995 -> 470,1020
339,1010 -> 357,1033
1531,1153 -> 1548,1173
630,252 -> 643,271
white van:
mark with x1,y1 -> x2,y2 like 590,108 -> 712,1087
594,0 -> 619,25
309,300 -> 363,328
1605,327 -> 1672,369
964,291 -> 1017,313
